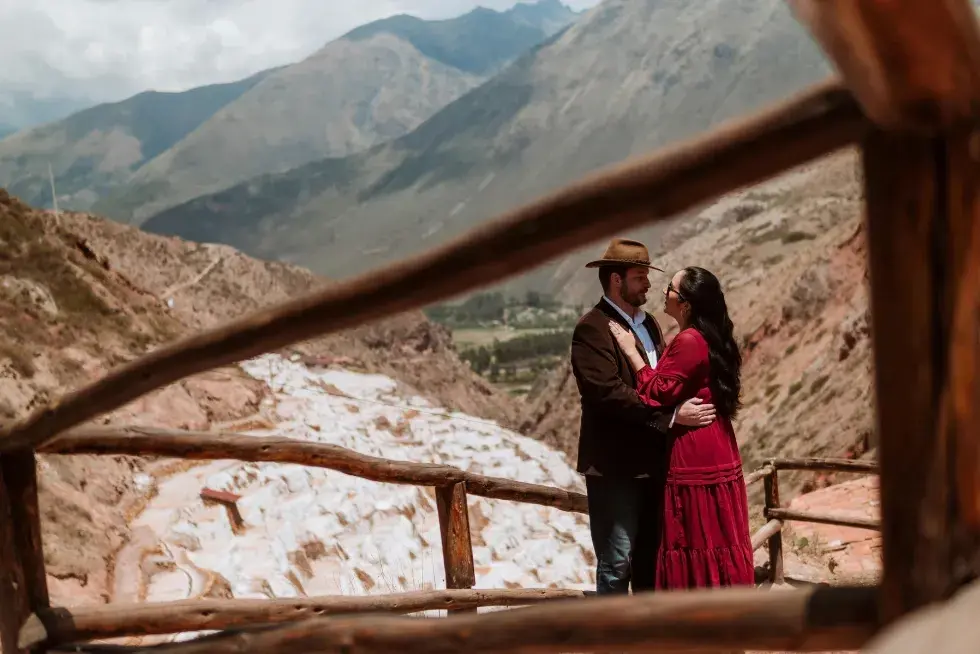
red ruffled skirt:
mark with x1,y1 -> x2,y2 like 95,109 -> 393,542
655,451 -> 755,589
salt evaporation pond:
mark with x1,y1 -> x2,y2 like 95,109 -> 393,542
121,354 -> 595,621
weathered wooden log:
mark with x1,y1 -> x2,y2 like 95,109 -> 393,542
743,465 -> 773,486
19,588 -> 591,649
789,0 -> 980,130
0,80 -> 867,456
0,459 -> 30,654
435,483 -> 476,613
0,451 -> 50,654
45,585 -> 880,654
770,458 -> 879,474
41,426 -> 589,513
764,466 -> 784,584
462,474 -> 588,513
862,126 -> 980,620
751,519 -> 783,552
766,508 -> 881,532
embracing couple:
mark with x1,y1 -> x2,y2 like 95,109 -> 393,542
571,237 -> 753,594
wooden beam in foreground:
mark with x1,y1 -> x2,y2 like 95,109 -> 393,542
789,0 -> 980,130
862,579 -> 980,654
41,426 -> 589,513
45,585 -> 880,654
862,126 -> 980,621
0,459 -> 30,654
20,588 -> 589,649
0,80 -> 866,455
0,452 -> 50,654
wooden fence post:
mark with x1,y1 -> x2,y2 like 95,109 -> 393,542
763,463 -> 784,584
435,482 -> 476,614
862,126 -> 980,622
0,457 -> 28,653
0,451 -> 49,653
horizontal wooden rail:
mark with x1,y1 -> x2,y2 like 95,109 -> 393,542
20,588 -> 590,649
48,585 -> 880,653
42,427 -> 589,513
789,0 -> 980,130
0,79 -> 867,455
752,519 -> 784,551
767,507 -> 881,531
771,458 -> 879,474
787,569 -> 882,589
744,464 -> 774,485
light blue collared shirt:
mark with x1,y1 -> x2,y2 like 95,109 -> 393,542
603,295 -> 658,368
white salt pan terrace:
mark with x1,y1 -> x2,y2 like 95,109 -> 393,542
122,354 -> 594,616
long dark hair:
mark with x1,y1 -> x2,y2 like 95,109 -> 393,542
678,267 -> 742,418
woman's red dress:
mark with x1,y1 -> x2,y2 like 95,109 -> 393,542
634,327 -> 754,589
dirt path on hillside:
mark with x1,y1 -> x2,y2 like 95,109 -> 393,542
158,248 -> 224,299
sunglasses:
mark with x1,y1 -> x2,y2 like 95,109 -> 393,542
664,283 -> 686,302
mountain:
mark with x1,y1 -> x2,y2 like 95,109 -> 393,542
0,69 -> 275,212
94,1 -> 580,224
508,0 -> 584,34
345,0 -> 579,75
138,0 -> 832,297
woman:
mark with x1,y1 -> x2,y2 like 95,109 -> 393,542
608,266 -> 753,589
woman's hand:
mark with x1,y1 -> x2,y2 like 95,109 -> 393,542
608,321 -> 646,371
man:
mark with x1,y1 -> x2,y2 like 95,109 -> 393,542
571,237 -> 716,595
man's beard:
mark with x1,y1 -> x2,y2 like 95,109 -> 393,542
619,283 -> 646,308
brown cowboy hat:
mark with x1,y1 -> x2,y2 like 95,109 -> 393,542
585,237 -> 664,272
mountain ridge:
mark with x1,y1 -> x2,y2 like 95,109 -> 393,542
344,1 -> 579,74
73,1 -> 578,223
140,0 -> 832,301
0,68 -> 277,212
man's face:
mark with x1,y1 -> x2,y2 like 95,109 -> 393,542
616,267 -> 651,308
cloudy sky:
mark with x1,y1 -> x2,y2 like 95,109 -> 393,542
0,0 -> 600,101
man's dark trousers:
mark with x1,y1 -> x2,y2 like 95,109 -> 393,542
586,475 -> 663,594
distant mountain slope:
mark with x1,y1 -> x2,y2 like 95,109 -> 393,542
95,1 -> 579,224
142,0 -> 832,297
0,88 -> 96,136
0,68 -> 274,211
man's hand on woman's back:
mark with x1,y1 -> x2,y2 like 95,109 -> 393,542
675,397 -> 716,427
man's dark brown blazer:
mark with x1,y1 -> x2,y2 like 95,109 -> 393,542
571,299 -> 674,478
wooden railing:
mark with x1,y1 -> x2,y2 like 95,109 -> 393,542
2,0 -> 980,652
751,458 -> 880,586
13,427 -> 879,651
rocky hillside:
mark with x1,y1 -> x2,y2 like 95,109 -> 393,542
522,151 -> 874,499
0,188 -> 518,607
0,68 -> 276,212
139,0 -> 832,297
93,1 -> 579,224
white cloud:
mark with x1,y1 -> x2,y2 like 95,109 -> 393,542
0,0 -> 600,101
